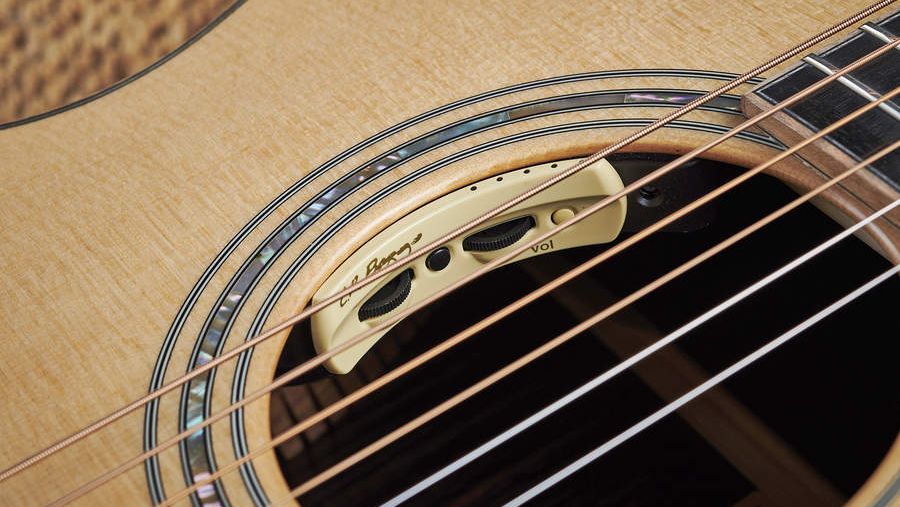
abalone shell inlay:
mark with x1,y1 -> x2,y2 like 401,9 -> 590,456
145,71 -> 776,507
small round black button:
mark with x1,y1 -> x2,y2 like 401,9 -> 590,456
425,247 -> 451,271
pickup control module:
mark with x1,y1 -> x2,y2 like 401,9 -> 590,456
310,158 -> 627,373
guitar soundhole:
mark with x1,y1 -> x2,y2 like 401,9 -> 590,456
271,157 -> 898,506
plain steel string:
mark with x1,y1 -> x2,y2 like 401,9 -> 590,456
45,44 -> 900,507
503,264 -> 900,507
384,196 -> 900,506
46,42 -> 900,507
157,114 -> 900,505
271,142 -> 899,503
145,89 -> 900,506
2,1 -> 891,482
121,93 -> 900,501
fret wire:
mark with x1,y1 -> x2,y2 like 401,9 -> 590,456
861,22 -> 898,43
120,52 -> 900,507
44,41 -> 900,507
12,2 -> 900,502
802,54 -> 900,121
158,85 -> 900,505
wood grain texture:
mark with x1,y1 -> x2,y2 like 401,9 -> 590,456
0,0 -> 233,123
0,1 -> 896,505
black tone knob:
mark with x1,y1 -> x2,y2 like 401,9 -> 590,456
462,216 -> 536,252
358,269 -> 414,321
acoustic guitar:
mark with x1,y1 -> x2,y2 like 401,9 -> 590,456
1,1 -> 898,506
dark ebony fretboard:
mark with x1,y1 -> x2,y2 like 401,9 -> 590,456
752,10 -> 900,190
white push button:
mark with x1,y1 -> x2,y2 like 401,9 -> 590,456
551,208 -> 575,224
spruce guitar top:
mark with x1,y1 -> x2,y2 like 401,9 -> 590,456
0,1 -> 898,506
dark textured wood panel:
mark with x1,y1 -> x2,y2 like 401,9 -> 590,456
752,10 -> 900,190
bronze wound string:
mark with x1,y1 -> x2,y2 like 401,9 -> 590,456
6,3 -> 891,484
159,138 -> 899,506
275,144 -> 899,503
43,29 -> 900,507
108,85 -> 900,507
383,196 -> 900,506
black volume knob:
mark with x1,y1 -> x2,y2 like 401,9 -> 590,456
358,269 -> 414,321
462,216 -> 536,252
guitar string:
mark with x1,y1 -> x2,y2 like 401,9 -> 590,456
142,94 -> 900,506
2,0 -> 890,483
44,38 -> 900,507
127,86 -> 900,506
49,43 -> 900,507
501,263 -> 900,507
274,144 -> 900,503
383,197 -> 900,507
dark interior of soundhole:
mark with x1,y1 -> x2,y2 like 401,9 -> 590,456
271,155 -> 898,507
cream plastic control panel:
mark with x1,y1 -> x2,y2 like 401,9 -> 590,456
310,158 -> 627,373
